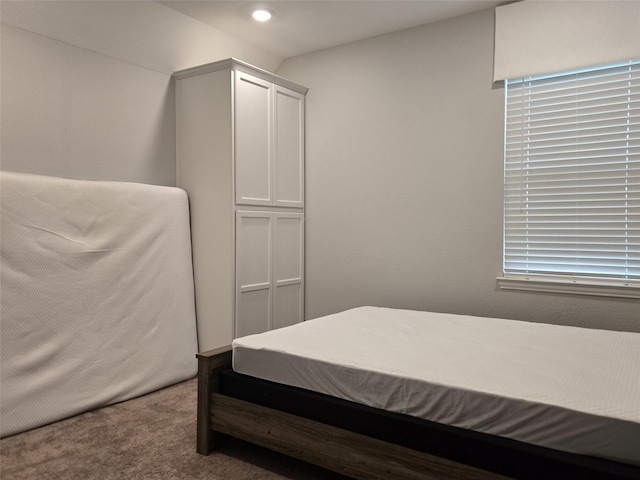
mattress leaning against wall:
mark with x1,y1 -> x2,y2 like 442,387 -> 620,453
0,171 -> 199,437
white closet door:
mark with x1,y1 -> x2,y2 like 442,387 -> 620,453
274,87 -> 305,208
235,72 -> 272,206
273,213 -> 304,330
235,211 -> 272,337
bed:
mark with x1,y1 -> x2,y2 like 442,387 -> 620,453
0,171 -> 198,437
196,306 -> 640,480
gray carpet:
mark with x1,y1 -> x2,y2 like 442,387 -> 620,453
0,377 -> 349,479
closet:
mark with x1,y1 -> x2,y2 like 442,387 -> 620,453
174,58 -> 307,351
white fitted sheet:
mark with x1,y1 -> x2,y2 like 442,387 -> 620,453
233,306 -> 640,466
0,171 -> 198,437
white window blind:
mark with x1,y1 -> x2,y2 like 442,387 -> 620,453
504,60 -> 640,283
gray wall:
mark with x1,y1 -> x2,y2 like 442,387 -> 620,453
277,9 -> 640,331
1,24 -> 176,185
0,1 -> 282,186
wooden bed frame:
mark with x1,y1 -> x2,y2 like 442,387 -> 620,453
196,346 -> 639,480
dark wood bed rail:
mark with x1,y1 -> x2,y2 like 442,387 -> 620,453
195,346 -> 511,480
196,345 -> 232,455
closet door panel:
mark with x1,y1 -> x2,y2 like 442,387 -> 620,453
273,213 -> 303,330
274,213 -> 303,282
274,87 -> 304,208
236,211 -> 272,336
235,72 -> 272,206
236,289 -> 270,338
273,284 -> 302,330
236,212 -> 271,288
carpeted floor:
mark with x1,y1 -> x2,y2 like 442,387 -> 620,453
0,377 -> 349,479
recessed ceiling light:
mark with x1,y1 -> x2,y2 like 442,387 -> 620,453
252,9 -> 272,22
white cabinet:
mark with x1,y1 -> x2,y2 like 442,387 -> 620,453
273,86 -> 305,207
235,211 -> 304,338
235,73 -> 271,206
175,58 -> 306,351
235,71 -> 305,208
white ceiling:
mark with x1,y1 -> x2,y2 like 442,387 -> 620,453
159,1 -> 505,59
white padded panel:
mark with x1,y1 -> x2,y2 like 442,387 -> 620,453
494,1 -> 640,82
233,306 -> 640,466
0,171 -> 198,437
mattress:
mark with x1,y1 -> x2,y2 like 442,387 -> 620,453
0,171 -> 198,437
232,306 -> 640,466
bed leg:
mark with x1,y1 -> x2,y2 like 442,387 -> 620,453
196,346 -> 233,455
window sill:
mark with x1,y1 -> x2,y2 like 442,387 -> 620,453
497,276 -> 640,299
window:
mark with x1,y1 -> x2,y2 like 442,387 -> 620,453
500,59 -> 640,298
